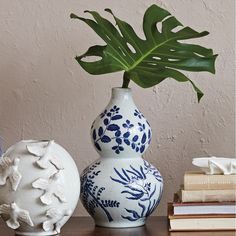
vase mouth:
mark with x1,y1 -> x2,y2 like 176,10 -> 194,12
21,139 -> 51,143
112,87 -> 131,91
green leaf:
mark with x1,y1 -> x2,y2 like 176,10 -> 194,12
70,4 -> 218,102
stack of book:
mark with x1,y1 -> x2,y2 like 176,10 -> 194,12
168,171 -> 236,231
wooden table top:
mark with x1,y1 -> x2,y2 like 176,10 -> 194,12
0,216 -> 234,236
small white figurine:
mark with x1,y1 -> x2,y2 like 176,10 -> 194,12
43,208 -> 72,233
0,202 -> 34,229
0,157 -> 22,191
192,156 -> 236,175
27,140 -> 63,169
32,171 -> 66,205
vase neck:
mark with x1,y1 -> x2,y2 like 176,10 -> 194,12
111,88 -> 133,101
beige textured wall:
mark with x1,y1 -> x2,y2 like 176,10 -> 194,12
0,0 -> 235,216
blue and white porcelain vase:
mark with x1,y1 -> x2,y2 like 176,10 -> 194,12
81,88 -> 163,228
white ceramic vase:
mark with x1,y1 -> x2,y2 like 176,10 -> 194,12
81,88 -> 163,228
0,140 -> 80,235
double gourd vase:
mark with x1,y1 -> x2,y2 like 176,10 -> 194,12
81,88 -> 163,228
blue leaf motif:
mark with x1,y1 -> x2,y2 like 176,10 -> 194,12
141,133 -> 146,144
112,146 -> 118,150
148,129 -> 151,139
121,191 -> 144,200
100,109 -> 107,118
131,143 -> 135,149
111,115 -> 123,120
103,118 -> 109,125
121,216 -> 137,222
122,168 -> 130,181
149,185 -> 157,199
95,142 -> 101,151
140,145 -> 145,153
132,135 -> 138,142
122,120 -> 134,129
124,209 -> 140,219
107,124 -> 120,131
129,165 -> 144,178
115,130 -> 121,137
116,138 -> 122,144
98,127 -> 103,136
123,132 -> 130,138
125,185 -> 144,192
124,139 -> 130,146
92,129 -> 96,140
113,168 -> 128,181
101,135 -> 111,143
138,202 -> 146,216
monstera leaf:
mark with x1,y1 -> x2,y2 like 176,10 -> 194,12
71,4 -> 217,101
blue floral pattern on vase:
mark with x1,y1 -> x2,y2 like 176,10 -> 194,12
110,160 -> 163,221
91,105 -> 152,155
80,161 -> 120,222
134,109 -> 144,119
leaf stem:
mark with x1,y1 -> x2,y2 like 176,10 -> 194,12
122,73 -> 130,88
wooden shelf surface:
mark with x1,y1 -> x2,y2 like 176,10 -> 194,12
0,216 -> 234,236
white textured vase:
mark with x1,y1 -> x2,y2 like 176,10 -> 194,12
0,140 -> 80,235
81,88 -> 163,228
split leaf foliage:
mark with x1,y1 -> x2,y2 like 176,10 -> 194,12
71,5 -> 217,101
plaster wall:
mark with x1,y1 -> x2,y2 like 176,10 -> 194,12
0,0 -> 235,216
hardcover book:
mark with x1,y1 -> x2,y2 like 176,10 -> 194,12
173,201 -> 236,215
168,203 -> 236,231
181,189 -> 236,202
184,171 -> 236,190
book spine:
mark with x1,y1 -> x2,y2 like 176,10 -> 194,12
184,174 -> 236,190
181,189 -> 236,202
169,218 -> 236,231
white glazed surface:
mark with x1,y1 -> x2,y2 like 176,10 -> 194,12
81,88 -> 163,228
0,140 -> 80,235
